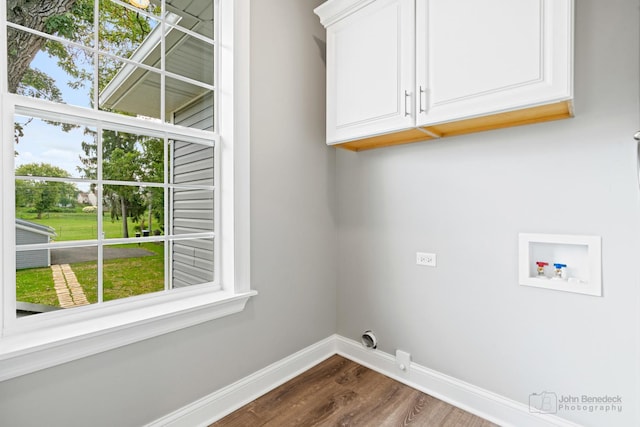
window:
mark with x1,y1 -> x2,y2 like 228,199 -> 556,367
0,0 -> 253,381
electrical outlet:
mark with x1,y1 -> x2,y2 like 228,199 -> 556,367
416,252 -> 436,267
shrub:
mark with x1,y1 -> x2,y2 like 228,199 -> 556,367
82,206 -> 97,213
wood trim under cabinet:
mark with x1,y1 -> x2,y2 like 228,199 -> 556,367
336,128 -> 436,151
333,101 -> 573,152
423,101 -> 574,139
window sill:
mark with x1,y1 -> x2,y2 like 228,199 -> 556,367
0,288 -> 257,382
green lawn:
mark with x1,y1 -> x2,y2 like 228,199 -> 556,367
16,243 -> 165,307
74,243 -> 165,303
16,267 -> 59,307
16,207 -> 166,309
16,207 -> 139,241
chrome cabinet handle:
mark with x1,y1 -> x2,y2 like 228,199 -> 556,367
404,90 -> 410,117
419,86 -> 426,114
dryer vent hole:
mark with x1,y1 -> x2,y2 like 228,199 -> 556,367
361,330 -> 377,349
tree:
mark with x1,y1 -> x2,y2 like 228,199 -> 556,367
9,0 -> 159,145
10,0 -> 162,237
8,0 -> 157,96
15,163 -> 78,218
6,0 -> 78,96
139,137 -> 165,232
78,129 -> 164,238
79,129 -> 151,238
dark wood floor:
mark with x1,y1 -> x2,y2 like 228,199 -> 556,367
211,355 -> 498,427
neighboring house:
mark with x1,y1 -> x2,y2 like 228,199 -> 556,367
15,219 -> 56,270
171,94 -> 215,288
100,5 -> 215,288
77,191 -> 98,206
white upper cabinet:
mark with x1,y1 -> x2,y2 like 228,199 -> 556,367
416,0 -> 573,127
322,0 -> 416,145
315,0 -> 574,151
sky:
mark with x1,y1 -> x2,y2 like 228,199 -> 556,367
14,50 -> 93,190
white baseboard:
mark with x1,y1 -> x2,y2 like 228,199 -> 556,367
148,335 -> 583,427
146,335 -> 337,427
334,335 -> 583,427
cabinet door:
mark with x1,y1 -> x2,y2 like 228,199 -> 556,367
416,0 -> 573,127
326,0 -> 415,144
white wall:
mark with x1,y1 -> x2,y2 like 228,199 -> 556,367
336,0 -> 640,426
0,1 -> 335,426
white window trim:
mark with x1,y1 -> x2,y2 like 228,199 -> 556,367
0,0 -> 254,382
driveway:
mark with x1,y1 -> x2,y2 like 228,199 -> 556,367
51,246 -> 156,265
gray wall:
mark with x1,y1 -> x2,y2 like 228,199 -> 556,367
0,1 -> 335,426
1,1 -> 638,427
336,0 -> 640,426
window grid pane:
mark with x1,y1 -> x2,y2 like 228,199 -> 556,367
7,0 -> 219,316
13,113 -> 217,313
5,0 -> 216,127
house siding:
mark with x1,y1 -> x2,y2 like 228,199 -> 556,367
172,93 -> 215,288
16,227 -> 50,269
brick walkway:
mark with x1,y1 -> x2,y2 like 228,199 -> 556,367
51,264 -> 90,308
